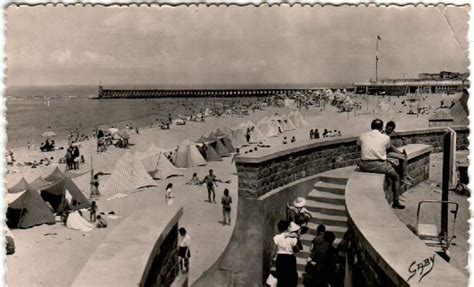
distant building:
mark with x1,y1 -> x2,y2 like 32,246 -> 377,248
354,71 -> 469,96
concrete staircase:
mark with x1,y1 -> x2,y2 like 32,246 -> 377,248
296,166 -> 353,285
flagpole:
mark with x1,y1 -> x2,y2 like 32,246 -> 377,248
375,36 -> 380,82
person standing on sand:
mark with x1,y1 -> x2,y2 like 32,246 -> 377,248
200,169 -> 223,203
221,188 -> 232,225
165,183 -> 174,206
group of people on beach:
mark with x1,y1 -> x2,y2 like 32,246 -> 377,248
65,144 -> 81,170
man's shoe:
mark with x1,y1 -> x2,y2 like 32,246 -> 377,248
392,203 -> 405,209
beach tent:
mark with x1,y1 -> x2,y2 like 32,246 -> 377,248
103,152 -> 157,192
281,115 -> 297,131
44,167 -> 66,182
269,115 -> 285,132
137,150 -> 183,179
221,136 -> 235,153
203,144 -> 223,161
429,110 -> 454,127
450,92 -> 468,125
40,177 -> 91,213
6,178 -> 55,229
172,139 -> 207,168
30,176 -> 53,190
44,167 -> 85,182
208,133 -> 231,157
288,111 -> 309,127
248,125 -> 266,143
230,127 -> 248,148
257,119 -> 279,138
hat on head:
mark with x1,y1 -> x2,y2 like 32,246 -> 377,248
293,197 -> 307,208
289,222 -> 301,233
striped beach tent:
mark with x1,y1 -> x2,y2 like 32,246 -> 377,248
450,92 -> 468,125
136,149 -> 183,179
103,152 -> 157,192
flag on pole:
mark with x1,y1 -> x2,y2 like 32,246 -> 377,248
377,35 -> 382,40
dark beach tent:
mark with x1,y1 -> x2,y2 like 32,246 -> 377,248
208,133 -> 230,157
6,178 -> 55,229
30,176 -> 54,190
205,144 -> 223,161
44,167 -> 66,182
450,91 -> 469,125
40,178 -> 91,213
221,136 -> 235,153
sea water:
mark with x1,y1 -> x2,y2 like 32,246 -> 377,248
5,85 -> 258,148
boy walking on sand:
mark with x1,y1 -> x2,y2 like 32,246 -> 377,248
178,228 -> 191,273
221,189 -> 232,225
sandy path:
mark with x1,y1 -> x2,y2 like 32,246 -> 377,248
5,94 -> 457,286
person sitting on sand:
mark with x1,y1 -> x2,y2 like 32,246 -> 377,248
96,215 -> 107,228
314,129 -> 320,139
186,173 -> 200,185
322,129 -> 328,138
283,137 -> 288,145
309,129 -> 314,139
291,136 -> 296,143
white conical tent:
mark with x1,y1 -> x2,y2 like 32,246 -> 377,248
136,148 -> 183,179
230,126 -> 247,147
249,125 -> 266,143
269,115 -> 284,132
257,118 -> 279,138
103,152 -> 157,192
281,114 -> 297,131
172,139 -> 207,168
288,110 -> 308,127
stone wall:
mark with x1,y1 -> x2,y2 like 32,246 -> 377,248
143,224 -> 180,287
237,126 -> 467,199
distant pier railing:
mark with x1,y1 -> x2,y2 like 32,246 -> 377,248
97,87 -> 320,99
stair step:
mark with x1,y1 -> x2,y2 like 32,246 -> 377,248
308,211 -> 348,227
306,201 -> 347,216
307,223 -> 348,238
314,181 -> 346,195
296,256 -> 307,271
308,189 -> 346,205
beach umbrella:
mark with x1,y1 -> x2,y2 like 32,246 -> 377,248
117,129 -> 130,139
42,131 -> 56,138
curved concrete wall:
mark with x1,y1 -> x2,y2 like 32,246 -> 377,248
72,206 -> 183,287
194,126 -> 468,286
345,172 -> 467,286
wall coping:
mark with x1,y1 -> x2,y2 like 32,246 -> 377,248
236,125 -> 468,164
71,206 -> 183,287
345,172 -> 467,286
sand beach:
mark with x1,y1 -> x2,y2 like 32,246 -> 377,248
5,93 -> 465,286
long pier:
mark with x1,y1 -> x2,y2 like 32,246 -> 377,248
97,86 -> 320,99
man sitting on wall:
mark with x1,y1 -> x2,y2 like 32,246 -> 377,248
357,118 -> 405,209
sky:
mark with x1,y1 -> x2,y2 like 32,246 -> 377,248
5,5 -> 470,87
